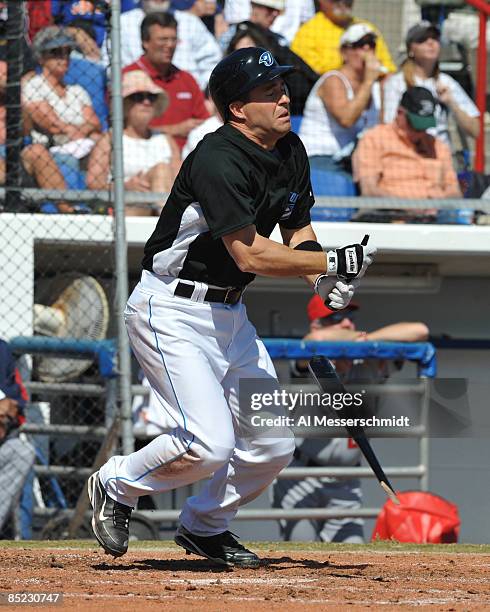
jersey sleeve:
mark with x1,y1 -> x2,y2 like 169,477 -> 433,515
190,145 -> 256,239
279,138 -> 315,230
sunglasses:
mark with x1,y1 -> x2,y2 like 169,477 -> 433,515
319,311 -> 355,325
412,32 -> 440,45
350,35 -> 377,50
128,92 -> 159,104
44,47 -> 71,59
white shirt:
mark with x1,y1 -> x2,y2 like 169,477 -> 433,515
107,8 -> 222,89
299,71 -> 380,158
182,115 -> 223,159
23,75 -> 92,146
383,71 -> 480,145
123,132 -> 172,180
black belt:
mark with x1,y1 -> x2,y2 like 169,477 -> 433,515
174,281 -> 244,305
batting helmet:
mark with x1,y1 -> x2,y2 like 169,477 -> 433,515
209,47 -> 294,121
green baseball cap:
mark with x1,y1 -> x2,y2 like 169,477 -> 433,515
400,86 -> 437,131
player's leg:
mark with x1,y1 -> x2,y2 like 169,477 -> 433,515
91,285 -> 237,556
179,305 -> 294,540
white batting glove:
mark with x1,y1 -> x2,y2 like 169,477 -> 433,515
314,276 -> 360,311
325,280 -> 357,311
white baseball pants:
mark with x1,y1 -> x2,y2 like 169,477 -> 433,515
99,271 -> 294,536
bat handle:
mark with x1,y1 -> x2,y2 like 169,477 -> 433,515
361,234 -> 370,246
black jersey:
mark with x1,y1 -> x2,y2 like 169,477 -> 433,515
142,123 -> 315,288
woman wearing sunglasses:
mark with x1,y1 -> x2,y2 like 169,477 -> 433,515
87,70 -> 181,216
383,21 -> 479,146
299,23 -> 384,182
24,27 -> 102,155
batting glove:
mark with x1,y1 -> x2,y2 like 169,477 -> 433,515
326,243 -> 377,281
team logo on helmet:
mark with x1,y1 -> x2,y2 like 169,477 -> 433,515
258,51 -> 274,67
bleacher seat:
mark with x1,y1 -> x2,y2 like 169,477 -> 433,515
65,57 -> 109,132
290,115 -> 302,135
310,166 -> 357,197
309,166 -> 357,222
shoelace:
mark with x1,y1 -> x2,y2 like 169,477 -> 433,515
220,531 -> 247,550
113,502 -> 132,530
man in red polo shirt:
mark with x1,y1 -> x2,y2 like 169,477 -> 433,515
123,11 -> 209,150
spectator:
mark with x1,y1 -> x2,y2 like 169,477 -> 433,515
112,0 -> 222,90
353,86 -> 462,200
87,70 -> 180,215
223,0 -> 316,44
271,0 -> 315,45
0,60 -> 73,213
0,339 -> 35,538
220,1 -> 319,115
24,27 -> 102,163
383,22 -> 480,147
272,296 -> 429,543
299,23 -> 383,181
123,11 -> 209,150
291,0 -> 395,77
51,0 -> 109,49
190,0 -> 228,38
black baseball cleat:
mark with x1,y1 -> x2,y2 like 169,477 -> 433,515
87,471 -> 132,558
174,525 -> 260,568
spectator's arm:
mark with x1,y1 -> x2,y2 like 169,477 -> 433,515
438,141 -> 462,199
66,27 -> 101,62
24,101 -> 68,136
320,70 -> 378,129
67,105 -> 102,139
445,97 -> 480,139
86,132 -> 111,190
366,322 -> 430,343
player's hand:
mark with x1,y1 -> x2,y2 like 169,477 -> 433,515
325,279 -> 357,311
327,241 -> 376,281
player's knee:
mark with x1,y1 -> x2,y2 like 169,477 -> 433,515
200,443 -> 235,470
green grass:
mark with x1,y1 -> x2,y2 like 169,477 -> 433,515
1,540 -> 490,554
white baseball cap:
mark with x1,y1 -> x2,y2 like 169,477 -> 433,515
340,23 -> 377,48
251,0 -> 285,10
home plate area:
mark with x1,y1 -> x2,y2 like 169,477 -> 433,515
1,543 -> 490,611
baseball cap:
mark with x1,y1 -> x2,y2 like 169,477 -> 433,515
340,23 -> 376,48
405,21 -> 440,48
400,86 -> 437,131
307,295 -> 359,323
122,70 -> 169,116
251,0 -> 286,9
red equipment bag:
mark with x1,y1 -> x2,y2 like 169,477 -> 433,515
372,491 -> 460,544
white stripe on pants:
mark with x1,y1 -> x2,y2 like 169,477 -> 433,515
99,273 -> 294,536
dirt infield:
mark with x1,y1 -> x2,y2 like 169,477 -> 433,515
1,541 -> 490,611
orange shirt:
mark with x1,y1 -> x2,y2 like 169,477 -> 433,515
353,123 -> 459,199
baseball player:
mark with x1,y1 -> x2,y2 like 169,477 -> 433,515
88,47 -> 376,567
